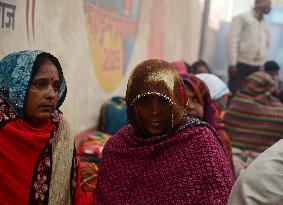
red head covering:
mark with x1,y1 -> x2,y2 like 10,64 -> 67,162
181,73 -> 218,129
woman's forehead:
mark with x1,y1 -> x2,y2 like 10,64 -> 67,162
131,92 -> 172,106
184,82 -> 194,91
138,93 -> 171,102
36,61 -> 58,73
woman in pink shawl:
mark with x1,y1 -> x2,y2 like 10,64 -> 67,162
181,73 -> 233,162
94,59 -> 235,204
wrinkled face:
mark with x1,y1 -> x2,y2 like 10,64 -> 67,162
134,95 -> 172,136
185,85 -> 204,119
25,60 -> 61,125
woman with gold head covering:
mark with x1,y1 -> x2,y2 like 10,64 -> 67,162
94,59 -> 235,204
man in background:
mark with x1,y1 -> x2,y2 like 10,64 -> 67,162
226,0 -> 272,94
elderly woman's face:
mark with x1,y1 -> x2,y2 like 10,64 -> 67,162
134,95 -> 172,136
25,59 -> 61,125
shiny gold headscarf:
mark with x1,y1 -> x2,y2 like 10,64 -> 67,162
126,59 -> 188,132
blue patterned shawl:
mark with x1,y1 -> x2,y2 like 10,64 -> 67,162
0,50 -> 67,117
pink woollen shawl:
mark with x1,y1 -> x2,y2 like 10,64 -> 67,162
94,59 -> 235,204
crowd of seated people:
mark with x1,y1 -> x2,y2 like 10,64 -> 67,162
1,48 -> 283,205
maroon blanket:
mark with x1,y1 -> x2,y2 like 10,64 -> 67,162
94,123 -> 235,204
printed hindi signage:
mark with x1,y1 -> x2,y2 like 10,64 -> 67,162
0,1 -> 16,30
84,0 -> 140,92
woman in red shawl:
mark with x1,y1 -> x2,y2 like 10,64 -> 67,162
180,73 -> 233,161
0,50 -> 85,204
94,59 -> 235,204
